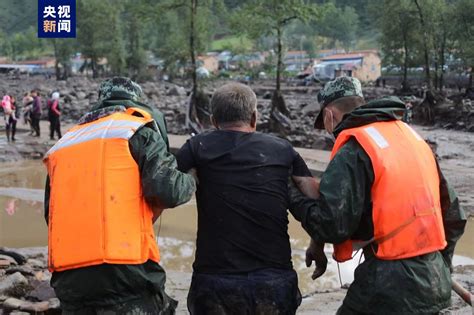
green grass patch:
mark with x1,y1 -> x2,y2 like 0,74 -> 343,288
211,35 -> 253,52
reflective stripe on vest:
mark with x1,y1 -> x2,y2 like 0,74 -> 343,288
330,121 -> 446,262
43,107 -> 160,272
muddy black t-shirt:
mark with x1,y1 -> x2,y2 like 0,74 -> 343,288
176,130 -> 312,274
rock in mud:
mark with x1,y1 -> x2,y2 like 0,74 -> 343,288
2,297 -> 23,310
27,259 -> 45,269
27,280 -> 55,301
0,272 -> 28,294
167,86 -> 186,97
75,91 -> 87,100
5,266 -> 35,277
3,297 -> 51,312
0,256 -> 17,266
19,300 -> 50,312
0,261 -> 10,269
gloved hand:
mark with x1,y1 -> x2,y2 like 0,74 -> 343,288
306,239 -> 327,280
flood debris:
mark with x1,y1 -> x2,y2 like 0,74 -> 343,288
0,248 -> 61,314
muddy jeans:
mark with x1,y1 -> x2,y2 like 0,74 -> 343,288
61,291 -> 177,315
187,268 -> 302,315
31,113 -> 41,136
49,115 -> 61,139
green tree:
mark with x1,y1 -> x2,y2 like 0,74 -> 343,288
376,0 -> 420,91
0,0 -> 36,35
232,0 -> 319,115
285,21 -> 317,55
413,0 -> 432,89
158,0 -> 223,100
51,39 -> 76,80
430,0 -> 455,91
452,0 -> 474,89
317,3 -> 359,50
123,0 -> 150,80
7,27 -> 48,61
77,0 -> 123,78
151,10 -> 189,81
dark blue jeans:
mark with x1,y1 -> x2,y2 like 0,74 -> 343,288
187,268 -> 302,315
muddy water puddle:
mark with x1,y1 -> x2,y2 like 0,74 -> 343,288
1,160 -> 473,295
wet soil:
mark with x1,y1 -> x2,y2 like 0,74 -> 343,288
0,75 -> 473,312
1,158 -> 473,314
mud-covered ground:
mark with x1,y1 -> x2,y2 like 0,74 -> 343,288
0,76 -> 473,314
0,245 -> 472,314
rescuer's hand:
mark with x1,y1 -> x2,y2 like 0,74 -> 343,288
306,239 -> 327,280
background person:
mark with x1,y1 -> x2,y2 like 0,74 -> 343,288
2,95 -> 17,142
22,92 -> 34,135
47,92 -> 62,140
30,90 -> 42,137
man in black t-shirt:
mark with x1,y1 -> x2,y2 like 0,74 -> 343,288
176,83 -> 318,315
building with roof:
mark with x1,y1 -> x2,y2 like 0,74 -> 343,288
313,50 -> 381,82
229,53 -> 265,70
315,49 -> 345,59
17,58 -> 56,68
284,50 -> 312,72
198,54 -> 219,73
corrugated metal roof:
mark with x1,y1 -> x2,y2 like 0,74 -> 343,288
322,53 -> 364,61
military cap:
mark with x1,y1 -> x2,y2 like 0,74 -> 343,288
314,76 -> 363,129
98,77 -> 143,102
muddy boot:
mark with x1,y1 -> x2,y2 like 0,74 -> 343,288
6,129 -> 10,142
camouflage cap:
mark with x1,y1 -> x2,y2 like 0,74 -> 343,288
98,77 -> 143,102
314,76 -> 364,129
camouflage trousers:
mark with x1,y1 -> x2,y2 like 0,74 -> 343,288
61,292 -> 177,315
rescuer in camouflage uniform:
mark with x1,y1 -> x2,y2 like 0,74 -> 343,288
289,76 -> 467,314
44,77 -> 196,314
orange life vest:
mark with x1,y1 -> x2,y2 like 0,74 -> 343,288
331,120 -> 446,262
43,107 -> 160,272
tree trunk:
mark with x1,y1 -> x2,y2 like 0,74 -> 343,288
52,40 -> 61,81
402,26 -> 409,91
92,57 -> 98,79
469,67 -> 473,89
270,25 -> 290,119
190,0 -> 198,103
439,31 -> 446,92
414,0 -> 431,90
276,27 -> 282,93
63,62 -> 71,81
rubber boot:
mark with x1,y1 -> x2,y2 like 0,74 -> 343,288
6,128 -> 10,142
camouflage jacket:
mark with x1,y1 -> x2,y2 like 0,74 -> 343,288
289,97 -> 467,314
44,100 -> 195,310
